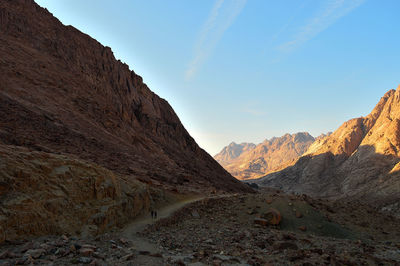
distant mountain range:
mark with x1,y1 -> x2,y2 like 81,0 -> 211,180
214,132 -> 317,179
255,87 -> 400,212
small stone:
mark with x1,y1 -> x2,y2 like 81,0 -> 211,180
299,226 -> 307,231
247,209 -> 257,215
213,259 -> 222,266
78,257 -> 92,264
40,243 -> 52,251
254,218 -> 269,226
25,248 -> 46,259
81,244 -> 97,250
295,210 -> 303,218
79,248 -> 94,256
121,253 -> 135,261
119,238 -> 128,245
93,252 -> 105,259
139,250 -> 150,255
266,198 -> 273,204
213,254 -> 231,261
191,210 -> 200,219
54,247 -> 64,255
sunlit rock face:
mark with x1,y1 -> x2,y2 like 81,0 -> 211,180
215,133 -> 315,180
256,87 -> 400,210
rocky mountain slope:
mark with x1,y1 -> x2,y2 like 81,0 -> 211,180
215,133 -> 315,179
214,142 -> 256,164
0,0 -> 250,242
255,87 -> 400,210
1,189 -> 400,265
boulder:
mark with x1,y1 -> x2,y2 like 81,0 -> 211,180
261,208 -> 282,225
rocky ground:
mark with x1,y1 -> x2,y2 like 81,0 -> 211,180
0,189 -> 399,265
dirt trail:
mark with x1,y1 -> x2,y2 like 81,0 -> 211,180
119,193 -> 236,263
117,195 -> 207,262
121,196 -> 205,237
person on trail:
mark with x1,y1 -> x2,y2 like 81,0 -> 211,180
150,210 -> 154,219
154,211 -> 157,219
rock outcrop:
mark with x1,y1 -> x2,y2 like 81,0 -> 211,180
0,144 -> 150,241
0,0 -> 251,242
215,133 -> 315,179
214,142 -> 256,164
255,87 -> 400,209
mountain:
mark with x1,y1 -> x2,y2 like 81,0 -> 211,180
214,142 -> 256,164
0,0 -> 251,242
214,132 -> 315,179
255,87 -> 400,210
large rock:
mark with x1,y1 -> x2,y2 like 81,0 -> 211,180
255,87 -> 400,209
261,208 -> 282,225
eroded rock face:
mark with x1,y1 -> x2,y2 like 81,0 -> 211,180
0,0 -> 250,193
214,133 -> 315,180
0,144 -> 150,241
256,88 -> 400,208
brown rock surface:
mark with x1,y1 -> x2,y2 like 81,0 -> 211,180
0,0 -> 250,194
255,87 -> 400,212
0,144 -> 150,242
213,142 -> 256,164
0,0 -> 251,242
214,132 -> 315,179
261,208 -> 282,225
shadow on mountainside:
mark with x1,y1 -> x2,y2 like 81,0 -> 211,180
250,145 -> 400,209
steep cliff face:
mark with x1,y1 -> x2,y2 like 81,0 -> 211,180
0,0 -> 251,242
215,133 -> 315,180
256,88 -> 400,208
0,0 -> 250,193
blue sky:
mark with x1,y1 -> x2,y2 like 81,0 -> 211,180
36,0 -> 400,155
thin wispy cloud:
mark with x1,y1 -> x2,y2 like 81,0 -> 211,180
268,0 -> 310,46
185,0 -> 247,80
278,0 -> 365,53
